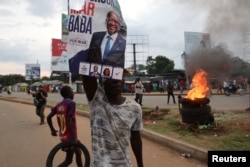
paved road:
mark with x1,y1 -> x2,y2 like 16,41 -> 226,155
0,100 -> 206,167
1,91 -> 250,111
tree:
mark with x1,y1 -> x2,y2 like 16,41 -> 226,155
229,57 -> 250,77
146,55 -> 174,74
128,64 -> 147,75
41,76 -> 50,80
0,74 -> 26,87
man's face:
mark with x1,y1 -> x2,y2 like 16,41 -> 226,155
104,79 -> 123,96
106,12 -> 120,35
94,66 -> 98,72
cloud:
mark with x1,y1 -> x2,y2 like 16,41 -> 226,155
24,0 -> 62,18
0,0 -> 249,78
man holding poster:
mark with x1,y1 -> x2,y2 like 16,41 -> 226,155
82,73 -> 144,167
87,10 -> 126,68
79,2 -> 143,166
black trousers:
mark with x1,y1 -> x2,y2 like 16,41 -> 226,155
135,93 -> 143,105
36,104 -> 46,123
167,92 -> 176,103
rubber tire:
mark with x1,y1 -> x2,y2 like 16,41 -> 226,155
46,142 -> 90,167
181,114 -> 214,124
180,105 -> 211,116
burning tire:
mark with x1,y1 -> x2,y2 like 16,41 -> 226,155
178,70 -> 214,124
180,105 -> 211,116
179,100 -> 214,125
181,114 -> 214,124
178,96 -> 210,107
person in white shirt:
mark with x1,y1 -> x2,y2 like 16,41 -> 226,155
82,73 -> 144,167
134,77 -> 144,106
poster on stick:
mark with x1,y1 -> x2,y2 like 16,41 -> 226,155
67,0 -> 127,80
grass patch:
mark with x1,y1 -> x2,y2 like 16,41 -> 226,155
218,131 -> 250,150
77,103 -> 89,111
142,107 -> 250,151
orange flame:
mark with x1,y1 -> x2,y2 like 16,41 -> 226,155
186,70 -> 209,100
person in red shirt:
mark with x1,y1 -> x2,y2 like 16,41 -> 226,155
47,85 -> 83,167
179,80 -> 185,94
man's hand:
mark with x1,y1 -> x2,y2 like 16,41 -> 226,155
51,130 -> 58,136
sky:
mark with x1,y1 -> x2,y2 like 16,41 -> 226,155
0,0 -> 250,77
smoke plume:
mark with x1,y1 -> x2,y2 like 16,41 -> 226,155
183,0 -> 250,79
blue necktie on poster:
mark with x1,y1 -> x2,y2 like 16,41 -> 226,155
103,36 -> 111,61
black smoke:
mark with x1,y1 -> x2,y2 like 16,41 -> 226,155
182,0 -> 250,79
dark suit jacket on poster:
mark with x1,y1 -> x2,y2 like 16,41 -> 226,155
89,71 -> 101,78
87,31 -> 126,68
68,49 -> 88,74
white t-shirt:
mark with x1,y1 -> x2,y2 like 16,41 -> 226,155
88,85 -> 143,167
135,81 -> 144,94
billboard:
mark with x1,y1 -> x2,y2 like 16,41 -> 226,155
67,0 -> 127,80
184,31 -> 211,55
25,64 -> 40,80
51,38 -> 69,72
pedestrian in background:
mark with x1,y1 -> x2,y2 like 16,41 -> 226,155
223,80 -> 228,94
167,80 -> 176,104
159,84 -> 164,94
217,80 -> 223,94
31,85 -> 48,125
134,77 -> 144,106
179,79 -> 185,94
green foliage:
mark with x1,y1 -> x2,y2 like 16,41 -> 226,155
146,55 -> 174,74
219,134 -> 250,150
229,56 -> 250,77
128,64 -> 147,75
41,76 -> 50,80
165,117 -> 181,126
76,103 -> 89,111
0,74 -> 26,86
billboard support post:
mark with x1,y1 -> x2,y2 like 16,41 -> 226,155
68,0 -> 72,86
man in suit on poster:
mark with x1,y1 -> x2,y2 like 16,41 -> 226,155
87,10 -> 126,68
89,65 -> 101,78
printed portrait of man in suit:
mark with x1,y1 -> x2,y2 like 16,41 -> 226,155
87,10 -> 126,68
89,64 -> 101,78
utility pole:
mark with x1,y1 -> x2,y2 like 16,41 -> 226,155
181,51 -> 189,86
133,44 -> 137,75
126,35 -> 149,76
67,0 -> 72,86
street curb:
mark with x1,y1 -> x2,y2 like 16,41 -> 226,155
0,97 -> 207,163
141,129 -> 207,162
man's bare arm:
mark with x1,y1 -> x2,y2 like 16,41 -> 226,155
130,130 -> 144,167
82,76 -> 98,101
